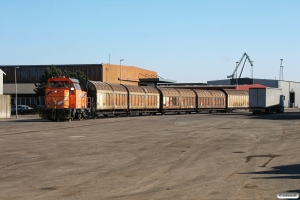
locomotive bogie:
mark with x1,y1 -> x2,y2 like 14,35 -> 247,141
40,108 -> 90,121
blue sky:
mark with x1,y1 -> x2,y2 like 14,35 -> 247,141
1,0 -> 299,83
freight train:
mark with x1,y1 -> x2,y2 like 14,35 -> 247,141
39,77 -> 249,121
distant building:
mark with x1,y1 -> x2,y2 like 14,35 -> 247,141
0,63 -> 160,106
208,78 -> 300,108
0,69 -> 5,95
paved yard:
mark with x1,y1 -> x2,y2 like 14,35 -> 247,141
1,110 -> 300,200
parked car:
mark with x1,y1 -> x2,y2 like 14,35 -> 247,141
11,105 -> 34,114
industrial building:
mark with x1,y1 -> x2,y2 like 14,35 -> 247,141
0,64 -> 174,106
208,78 -> 300,108
0,69 -> 5,95
0,69 -> 10,118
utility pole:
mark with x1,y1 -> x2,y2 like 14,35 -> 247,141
15,67 -> 19,118
279,59 -> 283,80
120,59 -> 124,84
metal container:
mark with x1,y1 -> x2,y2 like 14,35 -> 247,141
209,90 -> 226,108
193,89 -> 212,109
193,90 -> 226,109
158,88 -> 181,110
122,85 -> 147,110
223,89 -> 249,109
249,88 -> 283,108
157,88 -> 196,110
140,86 -> 160,109
176,89 -> 196,109
87,81 -> 127,111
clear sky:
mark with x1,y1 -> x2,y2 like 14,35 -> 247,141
1,0 -> 299,83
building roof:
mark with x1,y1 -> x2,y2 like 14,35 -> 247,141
236,84 -> 267,91
0,69 -> 6,75
139,78 -> 176,84
158,82 -> 207,86
3,83 -> 36,94
158,85 -> 237,90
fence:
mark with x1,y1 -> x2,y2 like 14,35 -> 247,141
0,95 -> 11,119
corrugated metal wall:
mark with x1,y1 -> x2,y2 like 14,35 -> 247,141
0,64 -> 104,83
0,95 -> 11,119
1,64 -> 157,86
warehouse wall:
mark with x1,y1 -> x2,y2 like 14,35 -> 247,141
289,82 -> 300,108
279,81 -> 290,107
0,64 -> 104,83
0,72 -> 3,94
0,64 -> 157,86
278,81 -> 300,108
0,95 -> 11,119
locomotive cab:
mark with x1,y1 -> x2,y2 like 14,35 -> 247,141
41,77 -> 89,121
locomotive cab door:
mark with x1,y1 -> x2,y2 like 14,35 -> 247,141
69,83 -> 76,108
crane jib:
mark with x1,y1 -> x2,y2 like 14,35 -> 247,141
227,53 -> 253,79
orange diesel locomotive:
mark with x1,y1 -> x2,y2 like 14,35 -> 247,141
40,77 -> 90,121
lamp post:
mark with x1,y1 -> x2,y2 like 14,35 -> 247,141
280,59 -> 283,80
120,59 -> 124,84
15,67 -> 19,118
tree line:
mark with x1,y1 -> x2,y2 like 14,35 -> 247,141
34,65 -> 88,96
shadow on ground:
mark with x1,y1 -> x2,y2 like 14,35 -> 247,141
216,111 -> 300,120
250,112 -> 300,120
240,164 -> 300,179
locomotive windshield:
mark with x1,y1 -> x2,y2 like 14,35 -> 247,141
74,83 -> 81,90
48,81 -> 69,88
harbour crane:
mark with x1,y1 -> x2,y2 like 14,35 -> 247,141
227,53 -> 253,79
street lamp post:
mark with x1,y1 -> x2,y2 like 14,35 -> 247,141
120,59 -> 124,84
15,67 -> 19,118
